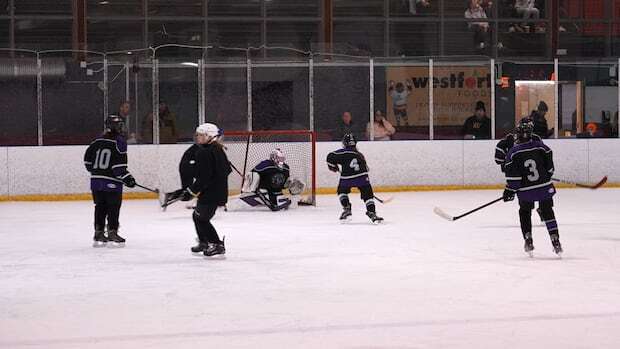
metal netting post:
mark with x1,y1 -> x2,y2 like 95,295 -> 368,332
309,56 -> 314,132
491,58 -> 496,139
369,58 -> 375,141
37,54 -> 43,146
153,58 -> 160,145
125,61 -> 130,101
103,56 -> 109,123
554,58 -> 559,139
198,59 -> 205,124
429,58 -> 434,140
247,54 -> 252,132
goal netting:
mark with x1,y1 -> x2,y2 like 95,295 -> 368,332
222,130 -> 316,206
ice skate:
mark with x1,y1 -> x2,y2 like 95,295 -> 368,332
106,229 -> 126,247
366,211 -> 384,224
550,233 -> 563,257
204,238 -> 226,257
524,238 -> 534,257
339,206 -> 352,222
191,241 -> 208,254
92,230 -> 107,248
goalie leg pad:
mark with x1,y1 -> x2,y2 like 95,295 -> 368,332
242,172 -> 260,193
240,193 -> 264,207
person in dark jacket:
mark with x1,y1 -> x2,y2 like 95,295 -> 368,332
462,100 -> 491,139
186,123 -> 232,257
159,134 -> 203,210
530,101 -> 553,138
334,111 -> 363,140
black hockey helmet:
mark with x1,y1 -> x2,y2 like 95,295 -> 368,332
105,114 -> 125,135
342,133 -> 357,148
515,117 -> 534,143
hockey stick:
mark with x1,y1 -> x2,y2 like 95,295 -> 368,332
551,176 -> 607,189
374,195 -> 393,204
229,161 -> 243,177
135,183 -> 159,194
434,197 -> 504,221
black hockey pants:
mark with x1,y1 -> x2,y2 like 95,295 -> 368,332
193,203 -> 222,244
518,198 -> 559,240
92,190 -> 123,231
337,184 -> 376,213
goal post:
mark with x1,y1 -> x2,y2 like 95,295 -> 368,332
222,130 -> 317,206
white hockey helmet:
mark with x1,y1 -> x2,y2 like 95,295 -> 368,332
270,148 -> 286,168
195,123 -> 221,142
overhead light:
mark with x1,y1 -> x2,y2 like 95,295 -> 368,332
181,62 -> 199,67
99,1 -> 110,4
126,51 -> 133,55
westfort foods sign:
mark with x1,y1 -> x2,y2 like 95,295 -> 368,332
386,66 -> 492,126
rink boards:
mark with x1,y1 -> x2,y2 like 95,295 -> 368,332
0,139 -> 618,199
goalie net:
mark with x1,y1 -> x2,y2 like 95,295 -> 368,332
222,130 -> 316,205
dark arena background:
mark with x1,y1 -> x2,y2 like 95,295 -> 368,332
1,1 -> 620,348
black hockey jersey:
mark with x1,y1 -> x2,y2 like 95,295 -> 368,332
179,143 -> 202,188
495,133 -> 541,172
505,139 -> 556,202
252,160 -> 290,193
326,147 -> 370,187
84,135 -> 131,192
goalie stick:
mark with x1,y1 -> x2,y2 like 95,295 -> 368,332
552,176 -> 607,189
434,197 -> 504,221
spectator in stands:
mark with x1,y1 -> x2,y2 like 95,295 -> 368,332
334,111 -> 362,141
530,101 -> 553,138
141,101 -> 178,144
464,0 -> 490,50
599,112 -> 613,138
514,0 -> 540,22
404,0 -> 430,15
118,101 -> 137,144
367,110 -> 396,141
462,101 -> 491,139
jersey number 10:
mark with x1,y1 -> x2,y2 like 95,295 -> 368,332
93,148 -> 112,170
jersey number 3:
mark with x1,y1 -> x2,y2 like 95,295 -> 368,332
349,158 -> 360,172
524,159 -> 540,181
93,148 -> 112,170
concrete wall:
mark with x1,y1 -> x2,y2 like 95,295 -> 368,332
2,139 -> 618,197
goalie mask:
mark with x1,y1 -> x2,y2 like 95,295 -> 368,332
270,148 -> 286,168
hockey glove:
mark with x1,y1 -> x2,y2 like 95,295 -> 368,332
123,175 -> 136,188
502,187 -> 516,202
181,189 -> 193,201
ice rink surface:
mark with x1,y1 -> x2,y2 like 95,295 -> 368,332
1,189 -> 620,349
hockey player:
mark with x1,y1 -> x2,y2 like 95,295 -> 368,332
495,118 -> 545,222
240,149 -> 303,211
186,123 -> 232,257
160,129 -> 205,209
84,115 -> 136,247
326,133 -> 383,224
503,118 -> 563,256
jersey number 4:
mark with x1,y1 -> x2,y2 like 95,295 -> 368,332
93,148 -> 112,170
524,159 -> 540,181
349,158 -> 360,172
